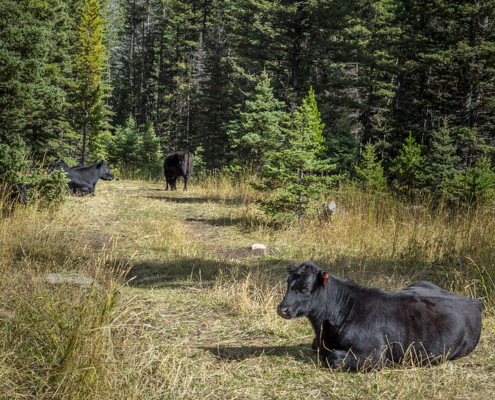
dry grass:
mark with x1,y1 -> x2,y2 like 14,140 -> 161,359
1,174 -> 494,399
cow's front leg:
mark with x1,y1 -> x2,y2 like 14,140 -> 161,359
324,350 -> 377,372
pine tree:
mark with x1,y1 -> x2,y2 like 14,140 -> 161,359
0,0 -> 74,157
75,0 -> 107,164
354,142 -> 387,191
426,124 -> 461,190
390,132 -> 426,193
325,113 -> 359,175
229,71 -> 288,169
254,87 -> 335,219
455,158 -> 495,205
138,121 -> 162,177
107,115 -> 140,172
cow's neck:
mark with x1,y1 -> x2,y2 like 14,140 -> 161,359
82,164 -> 99,180
308,275 -> 359,332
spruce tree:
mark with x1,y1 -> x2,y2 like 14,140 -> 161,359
75,0 -> 107,164
229,71 -> 288,170
390,132 -> 426,193
426,124 -> 461,191
0,0 -> 73,157
107,116 -> 140,172
138,122 -> 162,177
354,142 -> 387,191
325,113 -> 359,176
254,87 -> 335,219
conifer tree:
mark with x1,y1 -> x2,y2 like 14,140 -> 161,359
229,71 -> 288,169
450,158 -> 495,205
354,142 -> 387,191
0,0 -> 73,157
138,122 -> 162,177
325,114 -> 359,175
107,115 -> 140,172
426,124 -> 461,191
390,132 -> 426,193
254,87 -> 335,219
75,0 -> 107,164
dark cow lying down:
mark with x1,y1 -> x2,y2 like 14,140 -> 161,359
2,183 -> 28,205
164,150 -> 194,191
67,160 -> 114,195
30,160 -> 70,173
277,262 -> 482,371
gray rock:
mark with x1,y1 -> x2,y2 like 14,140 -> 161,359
250,243 -> 266,250
41,273 -> 101,289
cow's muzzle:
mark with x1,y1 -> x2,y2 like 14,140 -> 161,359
277,304 -> 292,319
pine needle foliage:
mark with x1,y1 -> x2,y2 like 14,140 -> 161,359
229,71 -> 288,170
253,87 -> 335,219
75,0 -> 107,164
390,132 -> 426,193
355,142 -> 387,191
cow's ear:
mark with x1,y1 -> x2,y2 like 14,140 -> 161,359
96,161 -> 103,168
287,264 -> 298,273
319,270 -> 329,286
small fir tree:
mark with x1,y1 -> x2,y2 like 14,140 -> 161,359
138,122 -> 162,177
0,137 -> 29,184
254,87 -> 335,219
426,124 -> 461,192
354,142 -> 387,191
108,116 -> 140,171
75,0 -> 107,164
229,71 -> 288,169
325,113 -> 359,175
444,158 -> 495,205
390,132 -> 426,193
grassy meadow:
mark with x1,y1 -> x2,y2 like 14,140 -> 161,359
1,174 -> 495,399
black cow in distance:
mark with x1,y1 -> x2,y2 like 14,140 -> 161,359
2,183 -> 28,205
30,160 -> 70,173
163,150 -> 194,191
66,160 -> 114,195
277,262 -> 482,371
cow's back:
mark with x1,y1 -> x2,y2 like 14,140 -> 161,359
388,285 -> 482,360
164,151 -> 193,177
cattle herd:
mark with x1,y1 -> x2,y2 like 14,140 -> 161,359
2,150 -> 195,204
2,151 -> 484,372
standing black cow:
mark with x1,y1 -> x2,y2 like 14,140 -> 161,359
277,262 -> 482,371
164,151 -> 194,191
66,160 -> 114,195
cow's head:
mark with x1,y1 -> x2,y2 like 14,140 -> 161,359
277,262 -> 329,319
96,160 -> 115,181
5,183 -> 28,205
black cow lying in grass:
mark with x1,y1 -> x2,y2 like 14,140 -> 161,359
2,183 -> 28,205
164,150 -> 194,191
277,262 -> 482,371
67,160 -> 114,195
30,160 -> 70,173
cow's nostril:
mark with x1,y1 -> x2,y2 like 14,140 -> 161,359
277,305 -> 291,319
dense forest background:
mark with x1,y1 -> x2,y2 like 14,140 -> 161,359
3,0 -> 495,201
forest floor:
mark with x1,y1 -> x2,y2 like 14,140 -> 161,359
2,178 -> 495,399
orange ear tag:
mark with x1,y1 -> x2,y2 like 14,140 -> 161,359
323,274 -> 329,285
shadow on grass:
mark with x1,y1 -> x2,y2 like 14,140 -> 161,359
203,345 -> 315,364
144,194 -> 245,206
120,248 -> 487,299
126,256 -> 290,288
184,216 -> 243,227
